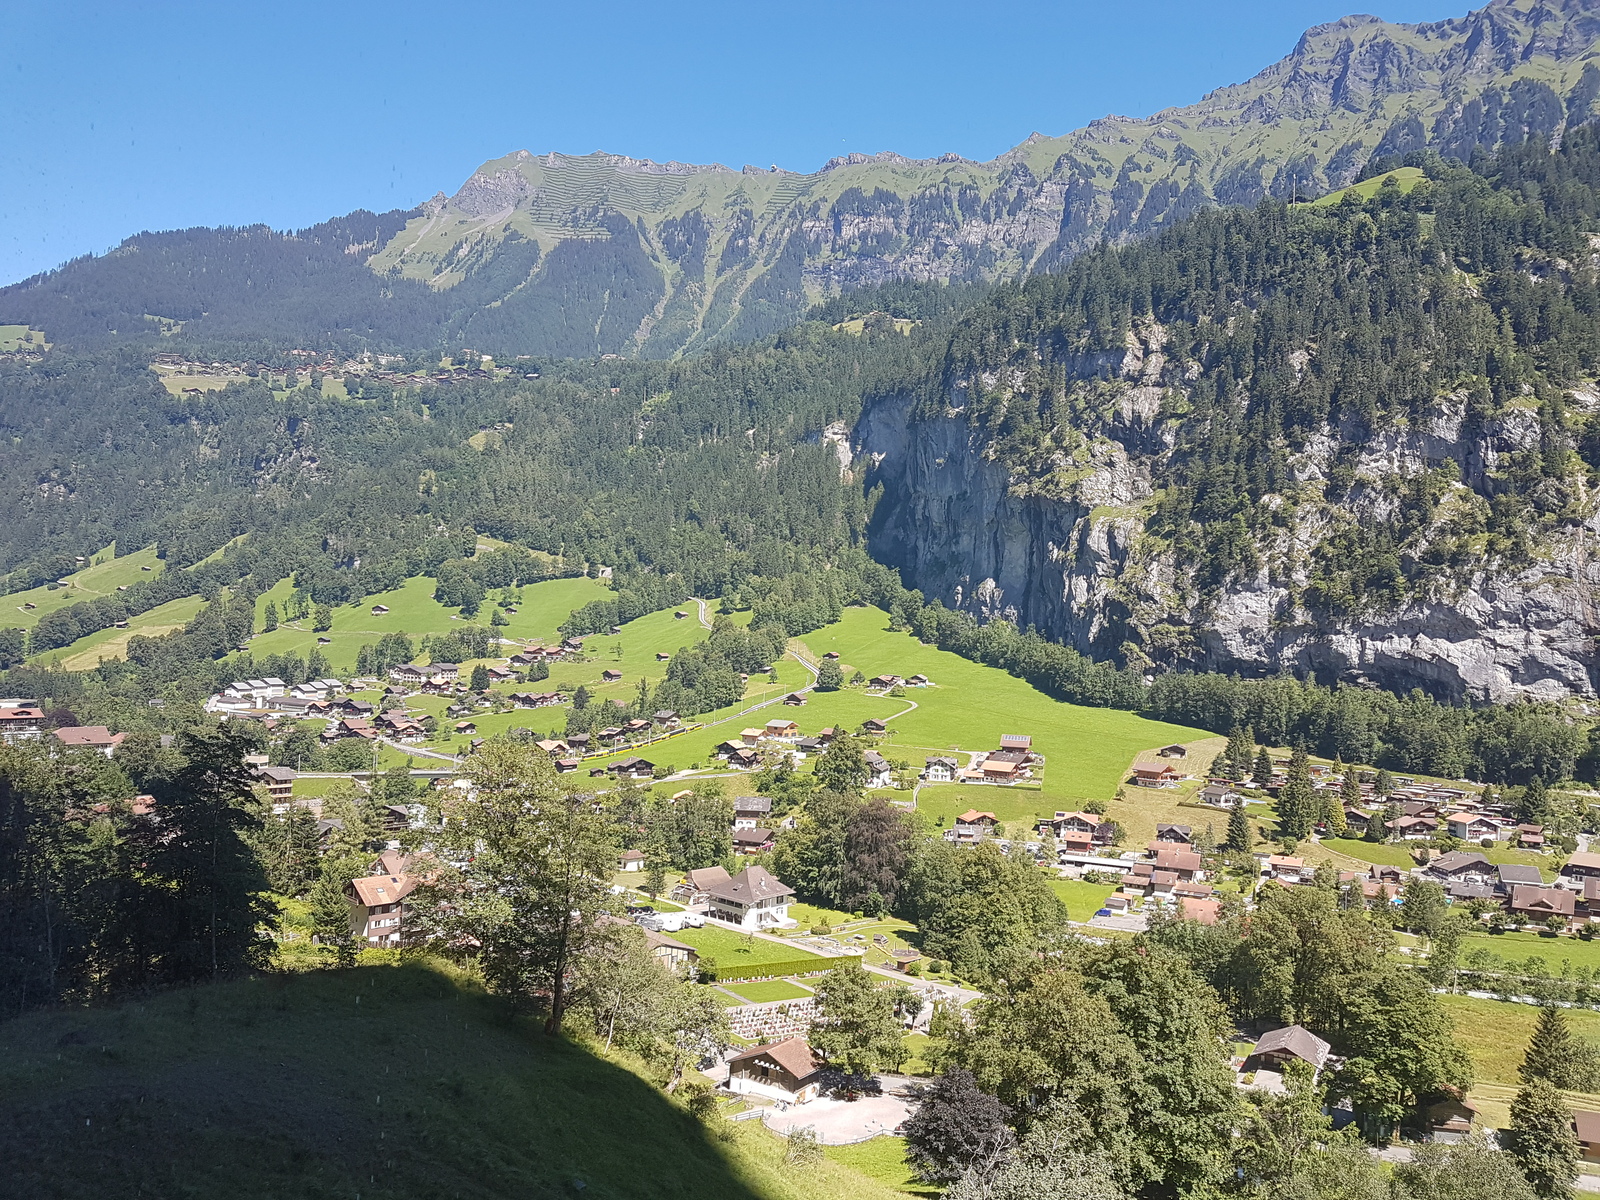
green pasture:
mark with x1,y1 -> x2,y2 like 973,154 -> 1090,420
724,979 -> 813,1003
1461,929 -> 1600,974
671,927 -> 827,969
1305,166 -> 1426,208
4,543 -> 166,631
1050,877 -> 1119,920
1314,838 -> 1418,868
823,1138 -> 930,1196
42,594 -> 207,669
797,607 -> 1209,808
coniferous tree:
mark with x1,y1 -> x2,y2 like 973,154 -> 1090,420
1252,745 -> 1273,788
1277,745 -> 1316,841
1225,804 -> 1253,853
1520,1004 -> 1600,1094
1505,1077 -> 1579,1199
1521,777 -> 1552,827
263,601 -> 279,632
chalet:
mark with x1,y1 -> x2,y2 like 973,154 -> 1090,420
733,796 -> 773,829
1245,1025 -> 1334,1080
347,870 -> 416,946
923,756 -> 958,783
981,757 -> 1023,783
1342,808 -> 1372,834
1198,783 -> 1242,808
1445,812 -> 1500,841
999,735 -> 1032,753
1157,744 -> 1189,759
1131,764 -> 1181,789
908,674 -> 929,686
567,733 -> 591,751
511,691 -> 566,708
654,710 -> 680,727
704,865 -> 795,929
727,1038 -> 823,1105
782,692 -> 806,706
764,718 -> 799,740
597,727 -> 626,745
453,721 -> 477,736
53,726 -> 125,757
1042,811 -> 1114,846
1264,855 -> 1310,883
642,928 -> 698,975
864,751 -> 894,789
733,827 -> 775,854
1561,853 -> 1600,885
795,737 -> 825,754
610,756 -> 655,781
618,848 -> 646,872
555,758 -> 582,773
672,865 -> 732,908
1155,824 -> 1193,844
535,738 -> 571,757
868,675 -> 902,689
1390,815 -> 1438,840
601,669 -> 623,683
1511,884 -> 1576,927
1517,824 -> 1547,851
861,718 -> 887,734
371,604 -> 390,614
1149,845 -> 1203,881
728,747 -> 761,770
252,764 -> 296,804
951,810 -> 1000,844
561,638 -> 585,651
0,705 -> 44,743
740,727 -> 765,746
1425,851 -> 1494,887
625,719 -> 652,736
1575,1110 -> 1600,1165
822,651 -> 840,660
1338,871 -> 1399,904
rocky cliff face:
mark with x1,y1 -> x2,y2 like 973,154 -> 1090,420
368,0 -> 1600,358
856,331 -> 1600,704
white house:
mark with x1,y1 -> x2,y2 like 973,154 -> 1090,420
923,756 -> 958,783
703,866 -> 796,929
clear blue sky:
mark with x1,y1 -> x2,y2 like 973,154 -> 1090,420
1,0 -> 1464,286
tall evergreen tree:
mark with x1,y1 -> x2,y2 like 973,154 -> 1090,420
1505,1077 -> 1578,1199
1225,804 -> 1253,853
1252,745 -> 1273,787
1276,745 -> 1316,842
1520,1004 -> 1600,1093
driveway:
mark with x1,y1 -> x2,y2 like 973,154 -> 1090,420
763,1094 -> 913,1145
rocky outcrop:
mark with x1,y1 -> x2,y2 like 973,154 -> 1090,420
856,346 -> 1600,704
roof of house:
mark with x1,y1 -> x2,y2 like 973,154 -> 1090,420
684,866 -> 732,892
733,827 -> 775,846
1573,1109 -> 1600,1145
999,735 -> 1032,749
255,765 -> 297,783
957,810 -> 999,824
1150,846 -> 1202,871
1565,852 -> 1600,873
703,866 -> 794,906
729,1037 -> 820,1080
1430,851 -> 1491,875
1512,884 -> 1576,916
1498,864 -> 1544,885
1253,1024 -> 1332,1069
53,725 -> 123,747
349,873 -> 417,908
620,849 -> 646,862
734,796 -> 773,812
1178,897 -> 1222,925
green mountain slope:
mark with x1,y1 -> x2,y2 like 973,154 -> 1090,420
0,961 -> 905,1200
369,0 -> 1600,358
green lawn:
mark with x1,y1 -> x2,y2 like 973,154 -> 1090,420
787,901 -> 865,929
0,324 -> 46,351
1314,838 -> 1418,868
5,543 -> 166,632
797,607 -> 1209,813
1461,930 -> 1600,974
726,979 -> 814,1003
1049,877 -> 1119,920
1441,992 -> 1600,1087
0,960 -> 904,1200
671,927 -> 829,968
824,1138 -> 933,1196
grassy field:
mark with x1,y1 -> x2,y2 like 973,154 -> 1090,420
1440,992 -> 1600,1128
155,371 -> 238,395
1461,930 -> 1600,973
1313,838 -> 1418,868
42,594 -> 208,669
0,960 -> 905,1200
725,979 -> 814,1003
4,543 -> 166,632
1049,877 -> 1119,920
824,1137 -> 933,1196
1306,165 -> 1426,207
0,324 -> 47,351
672,927 -> 829,969
793,607 -> 1210,835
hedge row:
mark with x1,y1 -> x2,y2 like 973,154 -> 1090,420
705,957 -> 837,983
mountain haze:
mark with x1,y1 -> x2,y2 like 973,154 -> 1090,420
4,0 -> 1600,360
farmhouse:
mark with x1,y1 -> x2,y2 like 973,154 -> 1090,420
1511,884 -> 1577,927
733,796 -> 773,829
1131,764 -> 1181,789
727,1038 -> 823,1105
1245,1025 -> 1334,1079
950,810 -> 1000,844
733,827 -> 775,854
923,756 -> 958,783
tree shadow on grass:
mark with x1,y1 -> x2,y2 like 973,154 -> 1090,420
0,961 -> 774,1200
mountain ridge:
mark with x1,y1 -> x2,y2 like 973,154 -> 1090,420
5,0 -> 1600,359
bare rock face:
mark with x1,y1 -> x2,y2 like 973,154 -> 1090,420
856,347 -> 1600,704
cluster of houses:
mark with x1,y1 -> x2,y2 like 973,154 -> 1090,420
923,734 -> 1041,786
1408,848 -> 1600,928
864,672 -> 930,691
206,676 -> 348,716
0,701 -> 124,756
712,720 -> 896,785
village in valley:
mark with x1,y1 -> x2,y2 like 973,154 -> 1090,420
14,554 -> 1600,1177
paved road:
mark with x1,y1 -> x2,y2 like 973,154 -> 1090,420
762,1094 -> 912,1145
